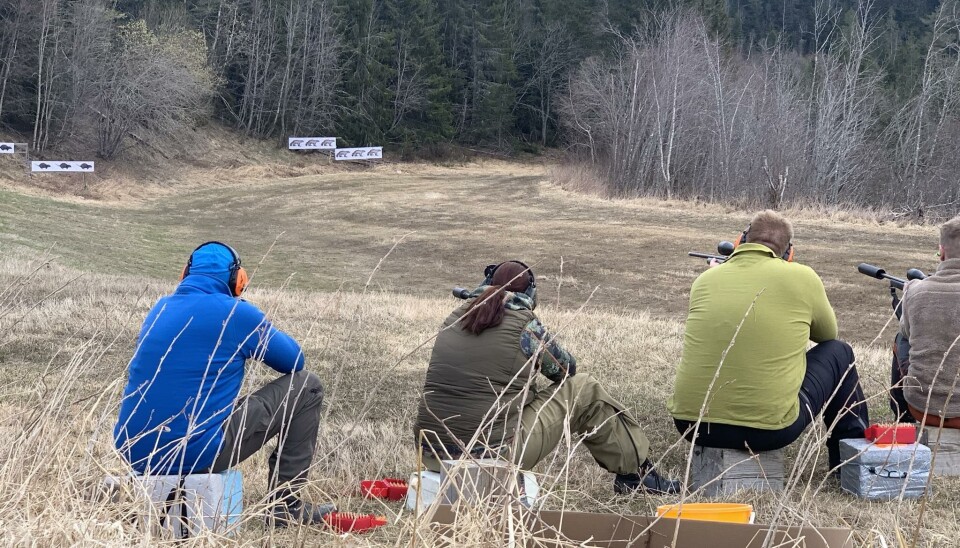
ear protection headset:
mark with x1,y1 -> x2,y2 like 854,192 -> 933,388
181,241 -> 249,297
735,225 -> 795,262
482,260 -> 537,302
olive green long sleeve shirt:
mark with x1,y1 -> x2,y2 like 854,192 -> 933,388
668,243 -> 838,429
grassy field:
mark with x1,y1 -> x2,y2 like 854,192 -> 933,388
0,161 -> 955,546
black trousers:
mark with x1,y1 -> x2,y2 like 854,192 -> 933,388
211,370 -> 324,491
889,332 -> 917,423
675,340 -> 869,469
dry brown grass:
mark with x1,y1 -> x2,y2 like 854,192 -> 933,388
0,163 -> 957,546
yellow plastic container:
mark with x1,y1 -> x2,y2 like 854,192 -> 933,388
656,503 -> 754,524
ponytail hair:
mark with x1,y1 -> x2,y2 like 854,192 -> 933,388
459,261 -> 532,335
461,285 -> 507,335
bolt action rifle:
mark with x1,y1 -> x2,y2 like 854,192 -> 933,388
688,241 -> 736,264
857,263 -> 927,318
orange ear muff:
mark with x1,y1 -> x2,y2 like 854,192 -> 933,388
735,227 -> 749,248
783,244 -> 795,263
233,267 -> 249,296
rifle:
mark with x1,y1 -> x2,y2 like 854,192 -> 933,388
688,241 -> 735,264
857,263 -> 927,318
452,287 -> 472,299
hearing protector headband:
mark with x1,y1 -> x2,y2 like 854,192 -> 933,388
181,241 -> 249,297
735,225 -> 795,262
483,260 -> 537,301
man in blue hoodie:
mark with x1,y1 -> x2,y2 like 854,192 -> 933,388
114,241 -> 334,525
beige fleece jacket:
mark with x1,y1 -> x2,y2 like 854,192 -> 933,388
901,258 -> 960,417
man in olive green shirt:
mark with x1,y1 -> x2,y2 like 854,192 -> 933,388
669,210 -> 868,471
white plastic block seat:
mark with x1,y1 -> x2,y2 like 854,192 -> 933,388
103,470 -> 242,538
406,459 -> 538,512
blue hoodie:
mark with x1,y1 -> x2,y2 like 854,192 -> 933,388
114,244 -> 304,474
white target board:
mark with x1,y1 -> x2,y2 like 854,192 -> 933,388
31,161 -> 95,172
0,143 -> 14,154
334,147 -> 383,161
288,137 -> 336,150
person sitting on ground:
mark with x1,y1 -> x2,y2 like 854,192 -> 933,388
414,260 -> 680,495
113,241 -> 334,526
668,210 -> 869,473
890,215 -> 960,427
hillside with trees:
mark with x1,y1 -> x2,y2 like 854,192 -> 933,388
1,0 -> 958,215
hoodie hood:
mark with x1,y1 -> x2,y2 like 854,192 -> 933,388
178,243 -> 237,294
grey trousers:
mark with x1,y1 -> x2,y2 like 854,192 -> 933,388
211,370 -> 324,489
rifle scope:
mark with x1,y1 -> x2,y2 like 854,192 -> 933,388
688,240 -> 736,263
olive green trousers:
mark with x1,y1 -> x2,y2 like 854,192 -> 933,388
421,374 -> 650,475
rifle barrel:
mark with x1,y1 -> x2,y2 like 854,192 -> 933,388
857,263 -> 908,289
688,252 -> 728,262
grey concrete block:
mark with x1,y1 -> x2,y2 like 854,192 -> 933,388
921,426 -> 960,476
690,446 -> 784,496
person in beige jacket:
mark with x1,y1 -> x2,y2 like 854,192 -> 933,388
891,216 -> 960,427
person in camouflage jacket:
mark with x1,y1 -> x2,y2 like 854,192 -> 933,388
414,260 -> 680,495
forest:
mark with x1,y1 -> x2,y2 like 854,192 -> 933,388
1,0 -> 958,214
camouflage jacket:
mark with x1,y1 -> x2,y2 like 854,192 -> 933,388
467,286 -> 577,382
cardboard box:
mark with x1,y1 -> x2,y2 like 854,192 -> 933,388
429,505 -> 854,548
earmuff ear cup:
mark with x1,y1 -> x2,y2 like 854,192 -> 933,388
233,267 -> 249,296
482,264 -> 498,286
517,262 -> 536,302
782,244 -> 795,262
735,230 -> 748,248
525,285 -> 537,307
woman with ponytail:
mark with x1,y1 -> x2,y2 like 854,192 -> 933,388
413,261 -> 680,495
459,261 -> 534,335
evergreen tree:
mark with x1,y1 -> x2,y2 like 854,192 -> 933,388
334,0 -> 395,146
469,0 -> 518,148
384,0 -> 454,151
